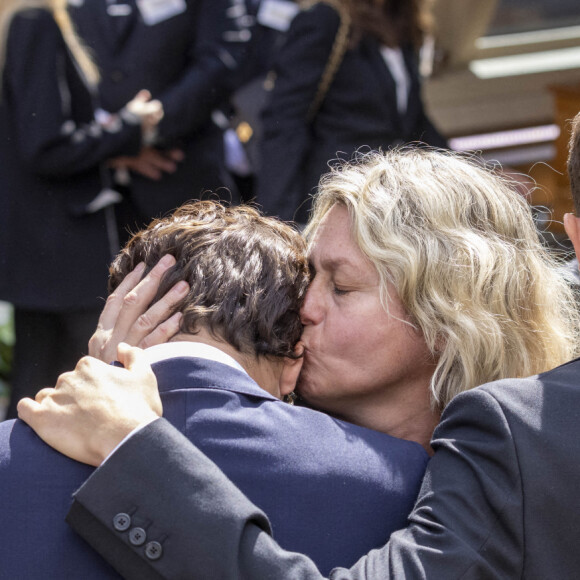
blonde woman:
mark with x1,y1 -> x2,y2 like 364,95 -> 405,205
305,148 -> 576,404
0,0 -> 162,419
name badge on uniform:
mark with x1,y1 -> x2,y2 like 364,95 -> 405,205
257,0 -> 300,32
136,0 -> 187,26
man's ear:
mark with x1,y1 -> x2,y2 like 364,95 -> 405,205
279,356 -> 304,397
564,213 -> 580,262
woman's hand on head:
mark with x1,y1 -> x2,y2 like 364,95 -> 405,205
89,256 -> 190,363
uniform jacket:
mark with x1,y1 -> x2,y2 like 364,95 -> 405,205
68,357 -> 580,579
256,2 -> 447,222
69,0 -> 251,218
0,8 -> 142,311
1,355 -> 428,578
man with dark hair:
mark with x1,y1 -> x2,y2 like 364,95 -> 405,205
2,201 -> 428,579
107,201 -> 308,366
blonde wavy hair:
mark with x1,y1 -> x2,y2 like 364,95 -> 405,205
305,148 -> 579,410
0,0 -> 98,89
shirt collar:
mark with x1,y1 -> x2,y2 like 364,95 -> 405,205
143,342 -> 248,376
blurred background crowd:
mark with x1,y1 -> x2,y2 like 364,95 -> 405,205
1,0 -> 580,420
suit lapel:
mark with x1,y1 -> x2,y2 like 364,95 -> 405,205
104,0 -> 138,53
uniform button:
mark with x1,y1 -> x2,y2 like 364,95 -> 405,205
129,527 -> 147,546
145,541 -> 163,561
110,70 -> 124,83
113,513 -> 131,532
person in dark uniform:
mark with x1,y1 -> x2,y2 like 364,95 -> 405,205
69,0 -> 255,233
221,0 -> 301,202
0,0 -> 163,418
0,200 -> 430,578
256,0 -> 447,223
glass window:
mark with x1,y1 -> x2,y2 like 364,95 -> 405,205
487,0 -> 580,35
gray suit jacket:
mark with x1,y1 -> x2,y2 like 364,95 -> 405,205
68,357 -> 580,578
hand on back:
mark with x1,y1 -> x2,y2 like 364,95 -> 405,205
17,344 -> 162,466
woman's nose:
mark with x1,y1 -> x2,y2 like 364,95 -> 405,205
300,281 -> 324,326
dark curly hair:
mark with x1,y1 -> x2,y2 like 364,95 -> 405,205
109,201 -> 310,359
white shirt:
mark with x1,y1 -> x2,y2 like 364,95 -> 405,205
379,46 -> 410,115
143,341 -> 246,374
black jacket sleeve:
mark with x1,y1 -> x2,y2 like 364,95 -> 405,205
5,9 -> 142,178
66,419 -> 273,580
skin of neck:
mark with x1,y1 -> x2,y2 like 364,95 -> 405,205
371,383 -> 440,455
315,370 -> 440,455
170,328 -> 287,399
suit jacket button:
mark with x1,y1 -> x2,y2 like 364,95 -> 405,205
113,513 -> 131,532
111,70 -> 124,83
145,541 -> 163,561
129,527 -> 147,546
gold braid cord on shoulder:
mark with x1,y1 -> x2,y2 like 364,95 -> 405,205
302,0 -> 352,122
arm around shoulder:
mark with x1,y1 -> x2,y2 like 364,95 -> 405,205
67,418 -> 277,580
67,387 -> 525,579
